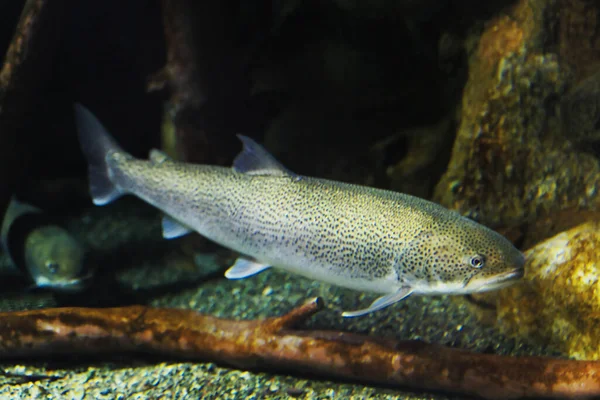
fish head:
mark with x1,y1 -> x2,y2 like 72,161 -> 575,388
399,216 -> 525,295
23,226 -> 87,291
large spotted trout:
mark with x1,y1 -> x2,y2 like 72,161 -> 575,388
75,104 -> 525,317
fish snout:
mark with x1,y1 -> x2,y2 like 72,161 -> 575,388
509,251 -> 526,279
465,252 -> 526,293
492,250 -> 526,285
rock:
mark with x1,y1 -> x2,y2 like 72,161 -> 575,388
371,115 -> 455,199
562,69 -> 600,144
433,0 -> 600,247
495,220 -> 600,360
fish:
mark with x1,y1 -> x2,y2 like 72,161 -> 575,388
74,104 -> 526,317
0,196 -> 86,291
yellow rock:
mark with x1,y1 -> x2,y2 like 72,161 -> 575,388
496,221 -> 600,360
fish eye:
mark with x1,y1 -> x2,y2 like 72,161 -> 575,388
469,255 -> 485,269
45,261 -> 60,274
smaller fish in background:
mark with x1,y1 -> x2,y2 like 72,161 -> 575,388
0,197 -> 87,291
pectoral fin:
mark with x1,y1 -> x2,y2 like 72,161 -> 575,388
341,286 -> 413,318
162,216 -> 193,239
225,257 -> 271,279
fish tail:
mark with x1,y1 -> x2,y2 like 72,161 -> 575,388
74,103 -> 129,206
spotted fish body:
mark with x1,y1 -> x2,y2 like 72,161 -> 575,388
75,104 -> 525,317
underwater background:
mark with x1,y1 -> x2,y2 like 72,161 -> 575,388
0,0 -> 599,399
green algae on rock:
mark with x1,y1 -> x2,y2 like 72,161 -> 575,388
496,221 -> 600,360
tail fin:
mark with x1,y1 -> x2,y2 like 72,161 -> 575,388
74,103 -> 127,206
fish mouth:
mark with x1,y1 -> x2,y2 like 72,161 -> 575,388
467,267 -> 525,292
499,267 -> 525,282
34,275 -> 90,292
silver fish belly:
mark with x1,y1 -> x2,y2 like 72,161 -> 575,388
75,104 -> 526,317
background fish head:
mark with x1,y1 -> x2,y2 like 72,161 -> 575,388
23,225 -> 86,291
399,217 -> 525,294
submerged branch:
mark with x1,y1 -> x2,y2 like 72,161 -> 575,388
0,298 -> 598,399
0,0 -> 64,213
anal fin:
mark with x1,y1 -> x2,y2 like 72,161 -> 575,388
341,286 -> 413,318
162,215 -> 193,239
225,258 -> 271,279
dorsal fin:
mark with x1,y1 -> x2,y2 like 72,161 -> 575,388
233,135 -> 297,178
149,149 -> 173,164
